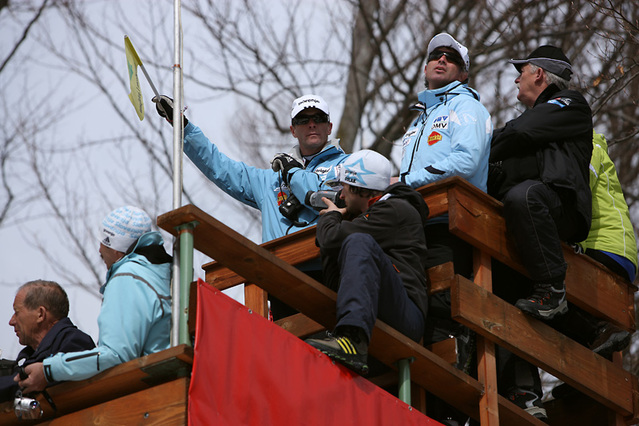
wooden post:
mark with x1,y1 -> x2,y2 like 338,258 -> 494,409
244,283 -> 269,318
474,248 -> 499,425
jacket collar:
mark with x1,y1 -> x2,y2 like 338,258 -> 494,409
414,81 -> 478,110
289,138 -> 343,165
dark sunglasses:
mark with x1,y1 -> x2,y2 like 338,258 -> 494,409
292,113 -> 329,126
428,50 -> 464,68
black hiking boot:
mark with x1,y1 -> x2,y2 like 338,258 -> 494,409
589,321 -> 632,357
305,326 -> 369,375
516,282 -> 568,321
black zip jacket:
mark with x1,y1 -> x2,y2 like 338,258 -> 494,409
316,182 -> 430,319
488,84 -> 593,242
0,317 -> 95,402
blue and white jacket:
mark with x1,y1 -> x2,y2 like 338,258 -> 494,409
183,121 -> 349,242
400,81 -> 492,192
43,232 -> 171,382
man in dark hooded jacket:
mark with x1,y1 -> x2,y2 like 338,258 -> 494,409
305,150 -> 429,375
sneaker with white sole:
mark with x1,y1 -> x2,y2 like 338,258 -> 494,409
508,387 -> 548,423
516,282 -> 568,320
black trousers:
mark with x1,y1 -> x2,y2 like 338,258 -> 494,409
502,179 -> 581,284
333,233 -> 425,342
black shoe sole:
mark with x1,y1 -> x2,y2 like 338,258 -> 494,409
592,331 -> 631,358
307,341 -> 369,376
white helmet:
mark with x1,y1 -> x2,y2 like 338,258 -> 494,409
327,150 -> 391,191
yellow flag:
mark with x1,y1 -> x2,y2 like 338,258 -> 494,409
124,36 -> 144,121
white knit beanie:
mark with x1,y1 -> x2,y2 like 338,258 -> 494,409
99,206 -> 152,253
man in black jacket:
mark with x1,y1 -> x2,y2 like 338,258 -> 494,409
488,45 -> 593,422
0,280 -> 95,402
489,45 -> 593,320
305,150 -> 429,375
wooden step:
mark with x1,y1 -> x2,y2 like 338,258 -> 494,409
451,275 -> 638,421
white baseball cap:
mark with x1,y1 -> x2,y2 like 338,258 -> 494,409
326,150 -> 391,191
290,94 -> 330,119
427,33 -> 470,71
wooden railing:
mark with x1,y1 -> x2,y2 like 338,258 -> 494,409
0,345 -> 193,425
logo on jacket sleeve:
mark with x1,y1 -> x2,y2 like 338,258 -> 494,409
547,97 -> 572,108
431,115 -> 449,130
428,131 -> 442,145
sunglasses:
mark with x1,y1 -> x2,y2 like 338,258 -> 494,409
292,113 -> 329,126
428,50 -> 464,68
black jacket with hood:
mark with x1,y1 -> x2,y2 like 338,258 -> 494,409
316,182 -> 430,319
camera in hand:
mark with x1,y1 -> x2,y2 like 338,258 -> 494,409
305,190 -> 345,211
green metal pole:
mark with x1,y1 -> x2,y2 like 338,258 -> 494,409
397,357 -> 415,406
177,222 -> 197,346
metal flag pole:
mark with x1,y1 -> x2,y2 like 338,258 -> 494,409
170,0 -> 193,347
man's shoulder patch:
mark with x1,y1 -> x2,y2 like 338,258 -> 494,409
547,97 -> 573,108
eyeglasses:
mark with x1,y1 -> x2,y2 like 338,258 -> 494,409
428,50 -> 464,68
292,113 -> 329,126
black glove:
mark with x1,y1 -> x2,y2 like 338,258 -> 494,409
271,153 -> 303,185
152,95 -> 189,127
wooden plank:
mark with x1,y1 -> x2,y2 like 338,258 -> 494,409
451,275 -> 637,417
204,226 -> 320,288
157,204 -> 484,420
427,261 -> 455,294
447,181 -> 636,331
0,345 -> 193,425
45,378 -> 188,425
275,312 -> 325,338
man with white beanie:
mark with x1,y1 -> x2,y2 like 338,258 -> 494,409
18,206 -> 172,392
305,150 -> 429,376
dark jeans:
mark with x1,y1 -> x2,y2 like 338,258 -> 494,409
502,180 -> 580,284
334,233 -> 425,342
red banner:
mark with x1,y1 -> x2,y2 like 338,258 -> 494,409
188,280 -> 441,426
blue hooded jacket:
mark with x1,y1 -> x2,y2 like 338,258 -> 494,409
183,122 -> 348,242
400,81 -> 492,192
43,232 -> 171,382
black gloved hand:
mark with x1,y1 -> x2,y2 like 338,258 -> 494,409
152,95 -> 189,127
271,153 -> 303,185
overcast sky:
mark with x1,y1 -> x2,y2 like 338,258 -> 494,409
0,1 -> 251,360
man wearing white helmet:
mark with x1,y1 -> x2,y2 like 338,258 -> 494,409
305,150 -> 429,375
18,206 -> 172,393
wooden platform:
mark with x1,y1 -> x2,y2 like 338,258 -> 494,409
157,176 -> 638,425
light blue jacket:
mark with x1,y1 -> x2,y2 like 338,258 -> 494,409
43,232 -> 171,382
400,81 -> 492,192
183,121 -> 349,242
